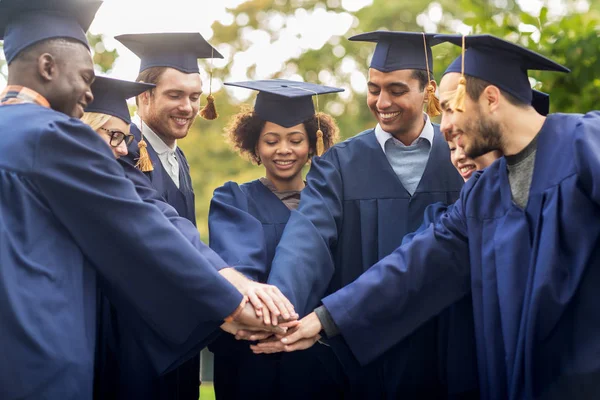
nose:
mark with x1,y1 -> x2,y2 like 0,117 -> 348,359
178,97 -> 193,114
115,141 -> 128,158
85,88 -> 94,107
276,143 -> 292,155
454,145 -> 467,162
376,91 -> 392,110
440,112 -> 453,140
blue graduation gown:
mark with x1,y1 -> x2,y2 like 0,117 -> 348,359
106,124 -> 202,399
94,162 -> 228,400
401,202 -> 480,399
208,180 -> 347,399
321,112 -> 600,399
267,126 -> 465,397
0,103 -> 243,400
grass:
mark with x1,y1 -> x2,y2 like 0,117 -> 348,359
199,382 -> 216,400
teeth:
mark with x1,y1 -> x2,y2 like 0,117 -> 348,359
380,112 -> 400,119
460,166 -> 474,173
173,117 -> 188,124
274,160 -> 294,165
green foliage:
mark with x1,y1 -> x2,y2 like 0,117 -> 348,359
1,1 -> 597,237
185,0 -> 600,236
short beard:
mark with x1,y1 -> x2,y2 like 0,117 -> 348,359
464,114 -> 503,159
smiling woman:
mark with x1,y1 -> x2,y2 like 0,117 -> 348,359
206,79 -> 347,400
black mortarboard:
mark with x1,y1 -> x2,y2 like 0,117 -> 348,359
224,79 -> 344,128
437,34 -> 569,104
531,89 -> 550,116
0,0 -> 102,64
348,31 -> 441,73
85,76 -> 155,124
114,32 -> 223,74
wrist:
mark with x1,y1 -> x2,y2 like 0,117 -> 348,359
225,296 -> 248,323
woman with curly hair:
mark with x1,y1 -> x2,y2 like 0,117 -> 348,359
208,80 -> 347,399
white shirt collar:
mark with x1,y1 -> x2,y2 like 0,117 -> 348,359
374,113 -> 434,152
132,114 -> 177,155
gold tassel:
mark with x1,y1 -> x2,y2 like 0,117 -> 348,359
316,129 -> 324,156
450,34 -> 467,112
200,94 -> 218,120
426,84 -> 441,117
200,46 -> 218,120
136,139 -> 154,172
452,76 -> 467,112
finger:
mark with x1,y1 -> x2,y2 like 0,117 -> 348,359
250,341 -> 286,354
235,330 -> 273,341
272,314 -> 278,327
247,291 -> 264,317
267,286 -> 296,319
256,290 -> 281,318
281,337 -> 319,352
278,320 -> 300,330
280,327 -> 309,345
262,307 -> 271,326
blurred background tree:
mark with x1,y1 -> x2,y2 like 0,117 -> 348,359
1,1 -> 598,239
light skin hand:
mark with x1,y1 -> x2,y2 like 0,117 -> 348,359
250,312 -> 322,354
219,267 -> 298,324
235,320 -> 300,341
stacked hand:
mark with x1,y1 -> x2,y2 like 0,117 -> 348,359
220,268 -> 299,339
249,312 -> 323,354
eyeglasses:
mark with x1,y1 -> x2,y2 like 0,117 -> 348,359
99,127 -> 134,147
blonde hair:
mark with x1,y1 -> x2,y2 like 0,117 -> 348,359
81,112 -> 112,131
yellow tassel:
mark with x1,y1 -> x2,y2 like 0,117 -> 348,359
135,139 -> 154,172
452,77 -> 467,112
200,94 -> 218,120
426,84 -> 441,117
316,129 -> 324,156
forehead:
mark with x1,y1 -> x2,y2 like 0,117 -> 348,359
368,68 -> 418,85
262,121 -> 307,135
439,72 -> 462,106
156,68 -> 202,91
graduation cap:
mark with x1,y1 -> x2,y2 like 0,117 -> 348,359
0,0 -> 102,64
225,79 -> 344,155
349,31 -> 442,117
85,76 -> 155,124
84,76 -> 155,171
531,89 -> 550,116
436,34 -> 569,111
114,32 -> 223,74
115,32 -> 223,120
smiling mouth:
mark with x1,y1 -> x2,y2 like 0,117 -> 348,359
378,111 -> 401,121
273,160 -> 295,166
459,165 -> 475,174
172,117 -> 190,126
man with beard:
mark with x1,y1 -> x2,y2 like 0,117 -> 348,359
262,31 -> 468,398
0,1 -> 286,399
263,34 -> 600,400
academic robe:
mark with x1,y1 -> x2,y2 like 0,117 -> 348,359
0,103 -> 242,400
208,180 -> 347,399
321,112 -> 600,399
106,124 -> 201,400
93,161 -> 228,400
268,126 -> 466,398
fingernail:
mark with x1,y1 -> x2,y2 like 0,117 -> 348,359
281,338 -> 288,344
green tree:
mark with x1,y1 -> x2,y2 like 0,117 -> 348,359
182,0 -> 599,236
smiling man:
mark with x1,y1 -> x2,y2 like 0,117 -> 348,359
264,31 -> 466,398
111,32 -> 223,400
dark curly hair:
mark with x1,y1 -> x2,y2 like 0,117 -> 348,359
225,105 -> 340,164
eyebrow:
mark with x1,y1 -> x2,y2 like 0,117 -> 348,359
440,89 -> 457,110
367,81 -> 411,90
163,89 -> 203,96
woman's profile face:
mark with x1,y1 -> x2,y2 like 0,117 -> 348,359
96,116 -> 131,159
